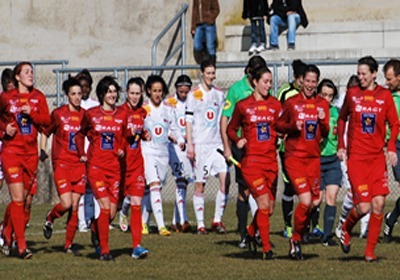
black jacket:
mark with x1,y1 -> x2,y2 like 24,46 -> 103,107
267,0 -> 308,28
242,0 -> 269,20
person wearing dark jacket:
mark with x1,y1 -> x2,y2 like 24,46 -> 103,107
242,0 -> 269,54
267,0 -> 308,50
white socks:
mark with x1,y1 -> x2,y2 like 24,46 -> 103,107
213,190 -> 228,223
150,186 -> 165,230
193,192 -> 205,228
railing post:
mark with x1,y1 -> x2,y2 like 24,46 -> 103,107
181,9 -> 187,73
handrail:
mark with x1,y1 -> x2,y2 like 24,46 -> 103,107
151,4 -> 188,73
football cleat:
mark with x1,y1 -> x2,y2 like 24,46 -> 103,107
283,226 -> 293,239
131,245 -> 149,259
181,221 -> 192,233
64,245 -> 82,256
211,222 -> 226,234
119,213 -> 129,232
197,227 -> 208,235
365,254 -> 378,263
238,237 -> 247,249
159,227 -> 171,236
263,250 -> 274,260
43,221 -> 53,240
311,225 -> 324,238
321,237 -> 338,247
142,223 -> 149,235
340,228 -> 351,254
99,253 -> 114,261
19,248 -> 33,260
383,212 -> 393,243
335,220 -> 343,239
289,239 -> 304,260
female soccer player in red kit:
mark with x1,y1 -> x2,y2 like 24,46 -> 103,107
76,76 -> 127,261
41,77 -> 86,256
276,64 -> 330,260
119,77 -> 150,259
227,66 -> 281,259
0,61 -> 51,259
337,56 -> 399,262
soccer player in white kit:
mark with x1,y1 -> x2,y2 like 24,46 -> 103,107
186,59 -> 230,234
141,75 -> 184,236
168,75 -> 195,233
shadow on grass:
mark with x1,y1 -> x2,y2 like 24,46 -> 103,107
223,250 -> 319,260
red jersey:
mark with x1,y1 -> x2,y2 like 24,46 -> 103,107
227,94 -> 281,161
119,103 -> 147,173
0,88 -> 50,155
76,106 -> 127,172
338,85 -> 399,157
276,93 -> 330,158
42,105 -> 85,165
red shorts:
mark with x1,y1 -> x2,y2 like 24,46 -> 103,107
347,154 -> 389,205
2,152 -> 38,193
241,157 -> 277,200
123,167 -> 146,197
88,165 -> 120,204
284,156 -> 320,201
53,162 -> 86,195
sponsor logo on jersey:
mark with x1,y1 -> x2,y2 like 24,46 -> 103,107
357,184 -> 368,192
17,113 -> 32,135
166,97 -> 178,107
69,132 -> 77,151
71,116 -> 80,122
376,99 -> 384,105
295,177 -> 306,185
257,122 -> 271,141
19,98 -> 28,103
104,116 -> 113,121
258,105 -> 267,111
305,120 -> 318,140
115,118 -> 123,124
8,167 -> 19,174
205,108 -> 216,122
143,105 -> 151,115
153,124 -> 165,137
361,113 -> 376,134
63,124 -> 80,131
223,100 -> 231,110
306,104 -> 315,109
252,178 -> 264,187
193,90 -> 203,100
178,116 -> 186,129
355,105 -> 382,113
94,124 -> 121,132
364,96 -> 374,101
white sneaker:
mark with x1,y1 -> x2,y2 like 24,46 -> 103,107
256,44 -> 266,53
119,213 -> 129,232
78,222 -> 89,233
335,221 -> 342,239
248,43 -> 257,54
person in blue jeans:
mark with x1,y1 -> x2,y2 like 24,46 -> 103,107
267,0 -> 308,50
242,0 -> 269,55
191,0 -> 220,65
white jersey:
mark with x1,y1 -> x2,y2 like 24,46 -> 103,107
81,97 -> 99,110
142,99 -> 183,157
185,84 -> 224,145
165,95 -> 187,138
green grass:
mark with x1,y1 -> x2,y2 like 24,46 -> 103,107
1,202 -> 400,279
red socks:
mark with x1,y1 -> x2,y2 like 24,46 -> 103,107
130,205 -> 142,248
292,203 -> 310,242
343,208 -> 361,233
48,203 -> 68,223
256,209 -> 271,253
65,210 -> 78,249
365,212 -> 383,258
98,209 -> 110,255
10,201 -> 27,253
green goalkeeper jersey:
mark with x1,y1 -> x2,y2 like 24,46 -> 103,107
321,105 -> 339,157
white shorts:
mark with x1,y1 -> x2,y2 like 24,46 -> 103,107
340,160 -> 351,190
194,143 -> 228,183
143,153 -> 169,186
168,142 -> 194,182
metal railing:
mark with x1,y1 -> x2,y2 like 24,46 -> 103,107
151,3 -> 188,85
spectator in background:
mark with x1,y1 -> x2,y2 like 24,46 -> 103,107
1,68 -> 15,92
267,0 -> 308,50
242,0 -> 269,55
192,0 -> 220,65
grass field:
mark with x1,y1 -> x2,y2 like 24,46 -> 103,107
1,202 -> 400,280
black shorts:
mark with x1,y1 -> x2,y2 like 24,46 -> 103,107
231,143 -> 246,188
320,155 -> 342,190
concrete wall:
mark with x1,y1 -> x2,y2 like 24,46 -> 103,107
0,0 -> 397,68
